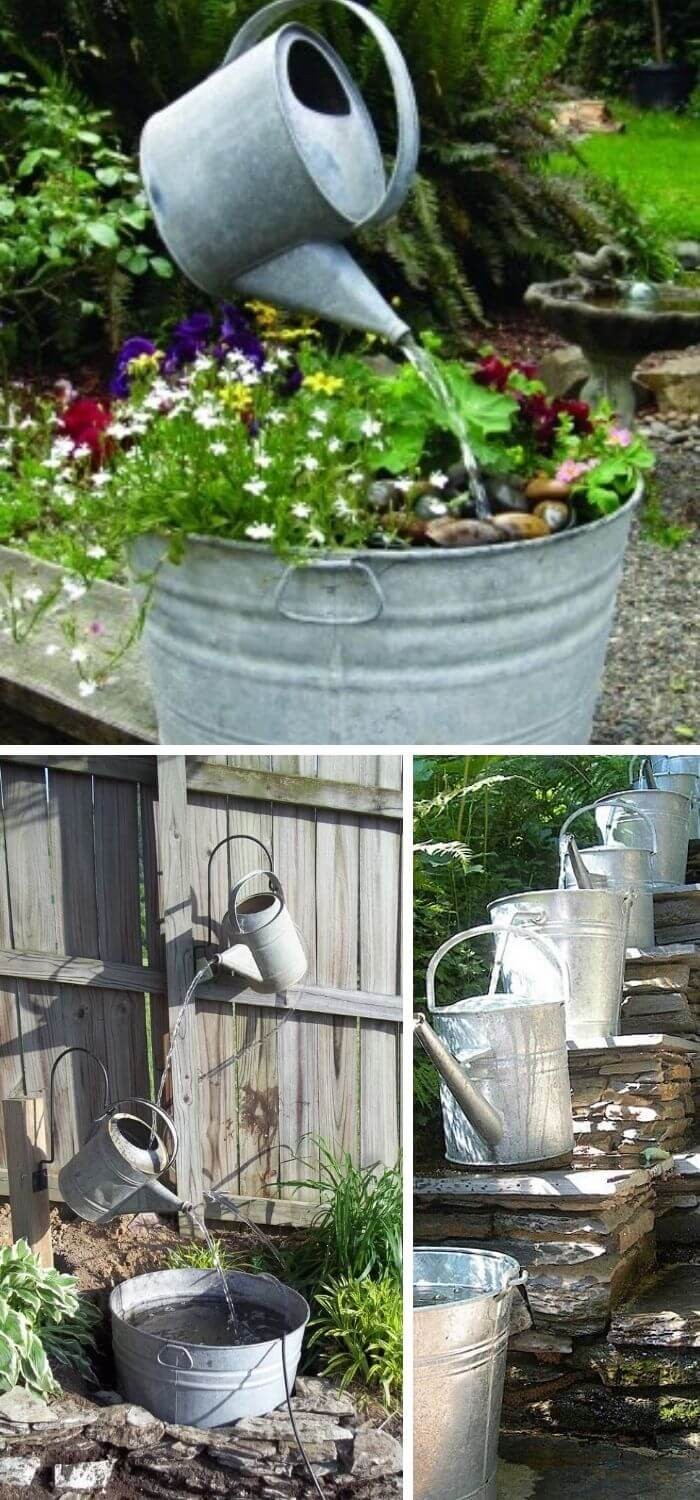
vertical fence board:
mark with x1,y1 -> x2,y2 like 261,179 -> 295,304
93,778 -> 149,1108
189,792 -> 239,1203
359,759 -> 402,1170
316,756 -> 362,1171
230,795 -> 278,1199
0,776 -> 23,1162
274,801 -> 318,1202
140,783 -> 168,1087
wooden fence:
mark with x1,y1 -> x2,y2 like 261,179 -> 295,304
0,754 -> 403,1227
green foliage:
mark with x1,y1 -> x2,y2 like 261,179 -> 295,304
0,67 -> 173,361
413,755 -> 632,1128
309,1275 -> 402,1409
0,1239 -> 98,1396
166,1236 -> 234,1272
545,0 -> 700,94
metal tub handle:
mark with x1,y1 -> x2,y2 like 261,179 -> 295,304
156,1343 -> 194,1370
494,1269 -> 528,1303
273,558 -> 384,625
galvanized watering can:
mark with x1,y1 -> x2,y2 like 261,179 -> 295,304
205,832 -> 307,993
558,800 -> 657,951
414,1247 -> 526,1500
418,924 -> 573,1168
47,1049 -> 188,1223
630,755 -> 700,842
140,0 -> 418,340
595,785 -> 692,887
488,887 -> 633,1044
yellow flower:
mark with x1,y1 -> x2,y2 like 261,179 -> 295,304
304,372 -> 345,396
276,325 -> 321,343
245,300 -> 281,329
220,382 -> 254,414
127,350 -> 164,376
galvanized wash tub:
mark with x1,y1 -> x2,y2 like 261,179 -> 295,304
488,887 -> 632,1044
595,788 -> 692,887
110,1268 -> 309,1427
414,1247 -> 525,1500
131,484 -> 641,745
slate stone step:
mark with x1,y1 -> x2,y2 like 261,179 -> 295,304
497,1433 -> 700,1497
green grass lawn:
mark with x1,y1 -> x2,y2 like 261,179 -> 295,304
549,102 -> 700,242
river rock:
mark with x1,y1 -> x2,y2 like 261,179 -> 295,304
54,1459 -> 116,1492
351,1427 -> 403,1476
90,1403 -> 165,1450
525,476 -> 572,502
426,517 -> 502,547
532,500 -> 574,532
492,512 -> 550,540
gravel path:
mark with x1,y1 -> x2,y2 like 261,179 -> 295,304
593,422 -> 699,744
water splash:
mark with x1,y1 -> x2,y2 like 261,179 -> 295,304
155,963 -> 212,1112
400,335 -> 492,520
183,1206 -> 239,1333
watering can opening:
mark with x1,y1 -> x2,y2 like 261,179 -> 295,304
110,1113 -> 168,1177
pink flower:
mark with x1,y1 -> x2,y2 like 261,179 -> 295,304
555,458 -> 599,485
89,620 -> 106,636
608,427 -> 632,447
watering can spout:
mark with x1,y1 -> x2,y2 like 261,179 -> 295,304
118,1180 -> 191,1219
234,242 -> 410,344
414,1015 -> 504,1149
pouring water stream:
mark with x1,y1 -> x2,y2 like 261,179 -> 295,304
400,335 -> 492,520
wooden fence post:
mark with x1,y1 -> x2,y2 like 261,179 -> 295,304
2,1094 -> 53,1267
157,755 -> 204,1236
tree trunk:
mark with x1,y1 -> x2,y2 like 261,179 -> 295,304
650,0 -> 665,65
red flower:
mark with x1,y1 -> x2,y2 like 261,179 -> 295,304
473,355 -> 513,392
61,398 -> 112,466
552,398 -> 593,436
513,359 -> 539,381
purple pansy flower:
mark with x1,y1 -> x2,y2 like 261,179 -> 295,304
163,312 -> 214,373
110,336 -> 157,397
217,303 -> 266,369
279,361 -> 303,397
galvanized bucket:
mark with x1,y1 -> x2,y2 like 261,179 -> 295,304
111,1267 -> 309,1427
224,870 -> 307,992
58,1101 -> 185,1223
131,483 -> 641,745
558,800 -> 656,950
140,0 -> 417,339
426,924 -> 573,1168
414,1247 -> 526,1500
630,756 -> 700,843
488,887 -> 632,1044
646,756 -> 700,840
595,787 -> 692,887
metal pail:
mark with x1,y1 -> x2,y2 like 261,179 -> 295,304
426,924 -> 573,1168
131,484 -> 641,746
646,757 -> 700,840
595,787 -> 692,886
110,1268 -> 309,1427
488,888 -> 632,1044
414,1247 -> 525,1500
558,799 -> 656,950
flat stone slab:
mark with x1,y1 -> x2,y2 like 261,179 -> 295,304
414,1167 -> 658,1209
497,1433 -> 700,1496
610,1262 -> 700,1347
568,1034 -> 700,1054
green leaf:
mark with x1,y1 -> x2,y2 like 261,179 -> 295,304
125,253 -> 148,275
86,220 -> 120,250
95,167 -> 120,187
150,256 -> 174,279
674,724 -> 697,741
76,129 -> 101,145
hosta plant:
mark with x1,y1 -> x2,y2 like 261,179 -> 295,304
0,1239 -> 98,1396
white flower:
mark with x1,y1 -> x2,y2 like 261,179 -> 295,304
193,404 -> 219,430
0,457 -> 11,470
243,478 -> 268,497
262,360 -> 279,375
292,502 -> 311,520
45,644 -> 59,657
41,456 -> 64,471
312,407 -> 329,424
62,579 -> 86,602
33,478 -> 48,489
360,416 -> 382,439
78,679 -> 97,698
70,647 -> 87,664
301,455 -> 319,473
91,472 -> 112,488
52,437 -> 75,459
23,586 -> 43,605
209,442 -> 228,456
56,489 -> 76,506
72,444 -> 92,460
333,497 -> 354,518
108,420 -> 132,440
347,471 -> 364,486
394,478 -> 414,494
267,409 -> 287,425
306,526 -> 325,546
327,437 -> 342,454
308,427 -> 323,441
18,417 -> 36,431
429,470 -> 450,490
255,451 -> 272,469
245,522 -> 275,541
86,544 -> 107,560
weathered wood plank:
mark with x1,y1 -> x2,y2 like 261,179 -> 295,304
2,755 -> 157,786
2,1095 -> 53,1266
197,978 -> 401,1022
274,796 -> 319,1204
0,1170 -> 316,1227
0,770 -> 24,1164
359,811 -> 401,1171
0,547 -> 156,743
186,759 -> 402,818
157,756 -> 202,1227
316,761 -> 361,1172
231,793 -> 279,1201
139,782 -> 169,1086
93,778 -> 150,1108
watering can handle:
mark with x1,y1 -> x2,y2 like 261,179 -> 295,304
592,794 -> 658,853
559,799 -> 657,855
629,756 -> 657,789
230,868 -> 286,924
223,0 -> 419,228
107,1097 -> 179,1172
426,922 -> 571,1014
